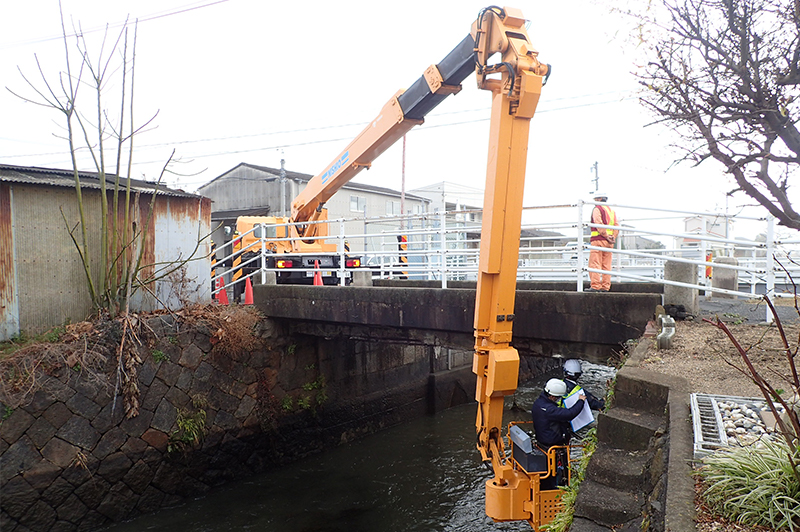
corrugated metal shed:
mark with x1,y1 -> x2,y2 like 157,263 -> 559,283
0,165 -> 211,340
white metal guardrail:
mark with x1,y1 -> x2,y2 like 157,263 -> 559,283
212,202 -> 800,310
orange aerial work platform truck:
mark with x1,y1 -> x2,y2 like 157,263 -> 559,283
236,6 -> 564,527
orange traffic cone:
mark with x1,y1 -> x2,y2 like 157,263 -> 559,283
313,260 -> 323,286
216,278 -> 229,305
244,277 -> 254,305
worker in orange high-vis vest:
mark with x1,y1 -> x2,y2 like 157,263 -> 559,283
588,192 -> 618,292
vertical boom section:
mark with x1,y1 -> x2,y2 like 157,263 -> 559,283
469,6 -> 549,528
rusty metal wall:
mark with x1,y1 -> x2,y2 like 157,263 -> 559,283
0,183 -> 19,340
131,195 -> 212,311
11,184 -> 101,336
3,184 -> 210,339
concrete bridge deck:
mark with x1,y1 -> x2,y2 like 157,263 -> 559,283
253,281 -> 663,363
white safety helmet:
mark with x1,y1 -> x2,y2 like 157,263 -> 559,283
593,191 -> 608,201
544,378 -> 568,397
563,359 -> 583,380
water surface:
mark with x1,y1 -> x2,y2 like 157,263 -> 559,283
104,363 -> 614,532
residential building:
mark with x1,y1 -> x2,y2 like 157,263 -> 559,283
197,163 -> 430,256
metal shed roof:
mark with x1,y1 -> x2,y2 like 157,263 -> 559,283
0,164 -> 202,199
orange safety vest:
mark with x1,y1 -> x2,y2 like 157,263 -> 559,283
590,205 -> 617,242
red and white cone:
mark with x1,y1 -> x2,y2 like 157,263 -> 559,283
313,260 -> 323,286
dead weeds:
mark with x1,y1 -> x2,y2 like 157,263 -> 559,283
0,304 -> 264,413
0,320 -> 110,410
177,304 -> 263,359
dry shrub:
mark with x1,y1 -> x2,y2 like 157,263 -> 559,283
0,322 -> 109,409
0,305 -> 263,413
179,304 -> 263,358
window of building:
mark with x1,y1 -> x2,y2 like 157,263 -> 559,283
386,200 -> 401,216
350,195 -> 366,213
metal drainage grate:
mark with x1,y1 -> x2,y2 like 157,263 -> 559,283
690,393 -> 727,459
689,393 -> 775,460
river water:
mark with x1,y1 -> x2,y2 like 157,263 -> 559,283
103,363 -> 615,532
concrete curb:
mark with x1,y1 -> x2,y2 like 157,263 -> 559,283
624,337 -> 696,532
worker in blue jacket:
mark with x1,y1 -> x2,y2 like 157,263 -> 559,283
531,378 -> 586,448
532,378 -> 586,488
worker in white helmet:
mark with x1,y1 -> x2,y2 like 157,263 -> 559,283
563,359 -> 605,410
531,378 -> 586,488
531,378 -> 586,449
587,191 -> 618,292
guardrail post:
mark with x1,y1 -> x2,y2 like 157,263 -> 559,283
339,218 -> 346,286
577,200 -> 585,292
260,224 -> 266,285
700,225 -> 708,296
613,216 -> 621,283
440,210 -> 447,289
766,216 -> 775,323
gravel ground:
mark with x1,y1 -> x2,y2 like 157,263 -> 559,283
638,296 -> 798,532
641,297 -> 798,398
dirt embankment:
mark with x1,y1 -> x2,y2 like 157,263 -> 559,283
639,318 -> 797,399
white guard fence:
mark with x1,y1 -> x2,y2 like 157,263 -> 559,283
212,201 -> 800,308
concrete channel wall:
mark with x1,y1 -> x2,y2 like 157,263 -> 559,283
569,339 -> 695,532
254,284 -> 662,364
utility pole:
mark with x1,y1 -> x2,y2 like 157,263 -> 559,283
590,161 -> 599,193
280,157 -> 287,217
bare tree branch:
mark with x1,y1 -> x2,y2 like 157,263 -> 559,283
631,0 -> 800,229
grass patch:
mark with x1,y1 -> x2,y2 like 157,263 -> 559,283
167,395 -> 208,453
697,438 -> 800,531
151,349 -> 168,363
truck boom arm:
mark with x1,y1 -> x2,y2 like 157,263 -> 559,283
290,35 -> 477,230
293,6 -> 550,526
465,7 -> 551,527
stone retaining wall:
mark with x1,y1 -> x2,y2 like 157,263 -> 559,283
1,308 -> 564,532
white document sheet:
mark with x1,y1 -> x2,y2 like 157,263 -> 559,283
563,387 -> 594,431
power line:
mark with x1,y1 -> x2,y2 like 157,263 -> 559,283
1,92 -> 638,163
0,0 -> 232,50
51,95 -> 640,167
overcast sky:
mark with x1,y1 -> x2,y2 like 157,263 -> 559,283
0,0 -> 789,240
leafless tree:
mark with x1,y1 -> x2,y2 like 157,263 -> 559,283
6,9 -> 205,317
630,0 -> 800,229
6,7 -> 214,418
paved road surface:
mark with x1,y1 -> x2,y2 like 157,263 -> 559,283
697,297 -> 799,324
